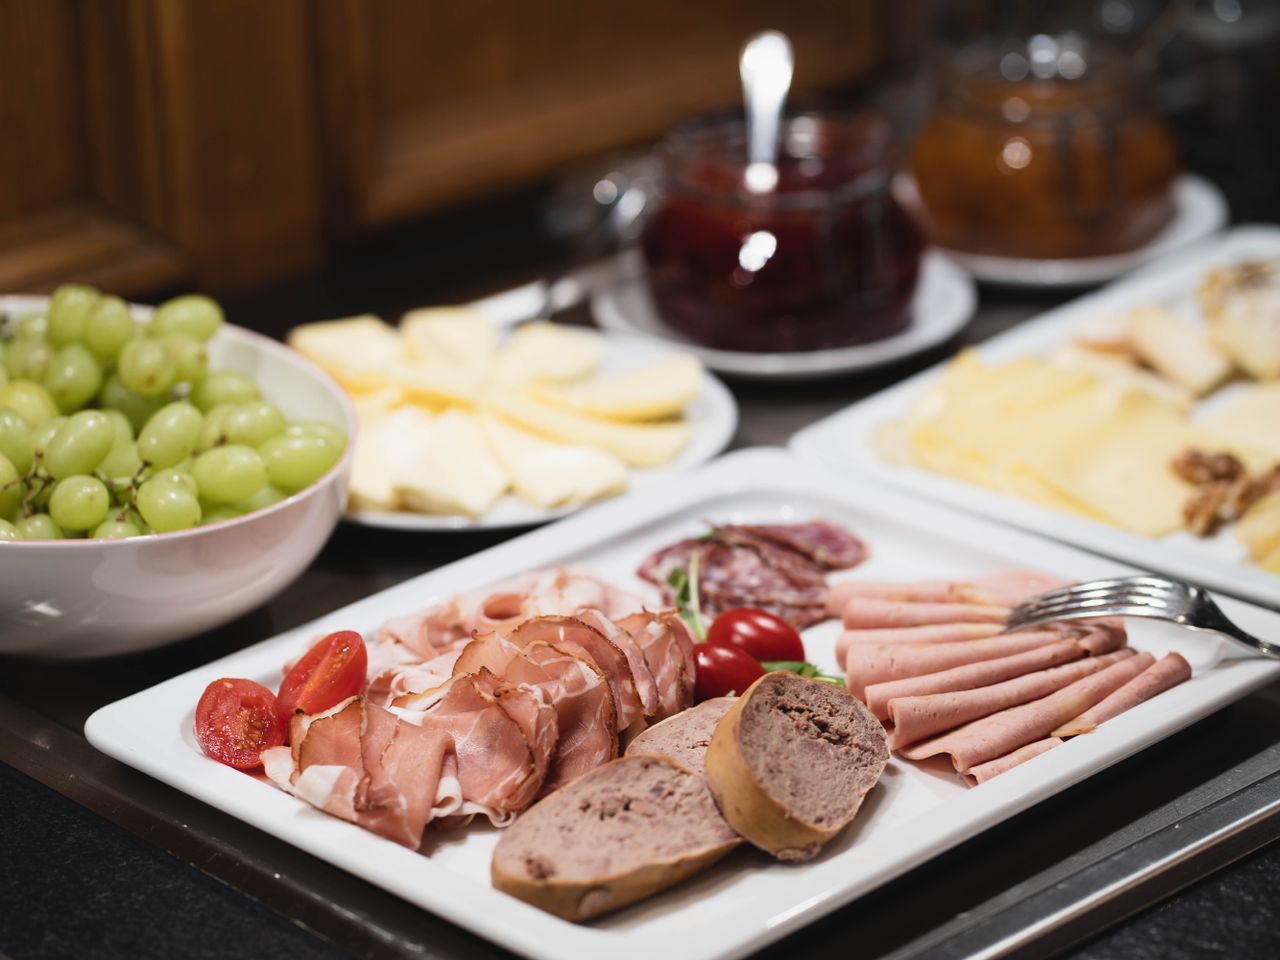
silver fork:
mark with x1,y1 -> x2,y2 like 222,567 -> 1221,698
1005,574 -> 1280,660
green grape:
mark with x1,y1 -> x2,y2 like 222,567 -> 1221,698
148,466 -> 198,496
136,475 -> 200,532
195,403 -> 234,451
15,313 -> 46,338
4,337 -> 53,382
0,453 -> 21,516
118,337 -> 175,398
44,343 -> 103,413
137,401 -> 203,469
203,483 -> 286,525
99,440 -> 143,481
84,295 -> 135,360
192,444 -> 268,503
284,420 -> 348,452
49,476 -> 110,531
151,294 -> 223,342
223,400 -> 285,447
0,381 -> 59,427
92,518 -> 141,539
190,371 -> 259,412
47,284 -> 99,347
17,513 -> 62,539
30,416 -> 65,458
160,334 -> 208,384
0,365 -> 7,391
199,504 -> 241,525
0,409 -> 35,474
102,409 -> 134,447
259,434 -> 341,491
43,410 -> 115,479
0,518 -> 19,539
99,374 -> 165,433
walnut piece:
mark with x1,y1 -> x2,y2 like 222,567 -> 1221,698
1183,482 -> 1229,537
1170,449 -> 1245,485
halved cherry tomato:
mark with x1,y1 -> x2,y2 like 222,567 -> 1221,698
195,678 -> 286,770
694,644 -> 765,702
276,629 -> 367,725
706,608 -> 805,663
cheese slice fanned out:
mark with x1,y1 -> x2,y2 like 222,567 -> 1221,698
287,315 -> 406,391
490,322 -> 603,384
393,408 -> 509,516
478,412 -> 627,508
349,406 -> 435,512
532,355 -> 704,421
484,389 -> 691,467
386,360 -> 481,409
1127,305 -> 1231,396
400,307 -> 498,372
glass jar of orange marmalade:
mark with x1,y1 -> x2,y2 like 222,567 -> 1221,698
911,35 -> 1180,259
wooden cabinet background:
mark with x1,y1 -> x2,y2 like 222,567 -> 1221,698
0,0 -> 896,299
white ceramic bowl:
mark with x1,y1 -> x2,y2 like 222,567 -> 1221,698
0,295 -> 356,659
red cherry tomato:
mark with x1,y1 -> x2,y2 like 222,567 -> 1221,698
276,630 -> 367,725
706,608 -> 805,663
195,678 -> 286,770
694,644 -> 765,702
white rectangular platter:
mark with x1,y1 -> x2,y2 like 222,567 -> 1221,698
791,225 -> 1280,611
85,447 -> 1280,960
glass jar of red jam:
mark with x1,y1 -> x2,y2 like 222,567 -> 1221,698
641,112 -> 922,353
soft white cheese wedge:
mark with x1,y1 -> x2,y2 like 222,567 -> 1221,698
393,408 -> 510,516
349,406 -> 434,511
1128,305 -> 1232,396
478,412 -> 627,508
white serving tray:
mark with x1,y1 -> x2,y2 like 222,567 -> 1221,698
85,448 -> 1280,960
792,225 -> 1280,612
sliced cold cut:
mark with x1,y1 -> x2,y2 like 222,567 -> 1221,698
836,623 -> 1004,663
624,697 -> 735,774
1052,653 -> 1192,737
704,672 -> 889,862
840,598 -> 1009,630
964,737 -> 1063,786
827,570 -> 1067,617
490,755 -> 741,921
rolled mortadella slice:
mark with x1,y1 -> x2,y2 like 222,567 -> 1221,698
900,651 -> 1156,772
864,639 -> 1085,722
841,598 -> 1008,630
845,629 -> 1067,701
1052,652 -> 1192,737
826,570 -> 1070,616
964,738 -> 1063,787
835,623 -> 1004,662
887,649 -> 1136,750
1076,619 -> 1127,655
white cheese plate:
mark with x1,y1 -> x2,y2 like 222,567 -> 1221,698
344,330 -> 738,531
791,225 -> 1280,612
86,447 -> 1280,960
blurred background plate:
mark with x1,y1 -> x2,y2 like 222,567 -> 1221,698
897,173 -> 1228,289
591,251 -> 975,380
343,330 -> 738,531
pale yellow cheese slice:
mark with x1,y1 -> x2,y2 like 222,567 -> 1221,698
287,315 -> 405,392
1238,491 -> 1280,562
385,360 -> 481,409
1199,383 -> 1280,464
1128,305 -> 1232,396
348,406 -> 434,512
483,389 -> 690,467
490,322 -> 603,384
400,306 -> 498,372
393,409 -> 509,516
532,355 -> 704,421
477,412 -> 627,508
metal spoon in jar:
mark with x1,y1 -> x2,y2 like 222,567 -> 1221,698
740,30 -> 794,194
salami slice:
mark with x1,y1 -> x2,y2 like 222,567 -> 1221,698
726,521 -> 867,570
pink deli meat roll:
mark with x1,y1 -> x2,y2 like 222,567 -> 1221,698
887,649 -> 1136,749
845,629 -> 1070,700
826,570 -> 1068,617
900,652 -> 1156,772
836,623 -> 1005,664
964,737 -> 1064,786
840,598 -> 1009,630
1052,652 -> 1192,737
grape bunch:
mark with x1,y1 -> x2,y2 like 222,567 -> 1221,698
0,285 -> 346,540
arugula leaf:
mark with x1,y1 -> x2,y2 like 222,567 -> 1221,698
759,660 -> 846,686
666,551 -> 707,641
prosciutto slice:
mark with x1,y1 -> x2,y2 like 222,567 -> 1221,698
578,608 -> 660,720
615,610 -> 696,721
964,737 -> 1064,786
845,629 -> 1070,700
1052,653 -> 1192,737
887,649 -> 1135,749
900,652 -> 1156,772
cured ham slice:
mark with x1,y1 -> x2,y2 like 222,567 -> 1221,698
845,629 -> 1069,700
506,615 -> 645,730
1052,653 -> 1192,737
900,652 -> 1156,772
615,610 -> 696,721
827,570 -> 1067,616
863,639 -> 1085,721
578,609 -> 660,720
836,623 -> 1003,663
840,598 -> 1009,630
964,737 -> 1063,786
887,649 -> 1135,749
367,570 -> 643,699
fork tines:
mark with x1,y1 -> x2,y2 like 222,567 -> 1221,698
1005,575 -> 1191,631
